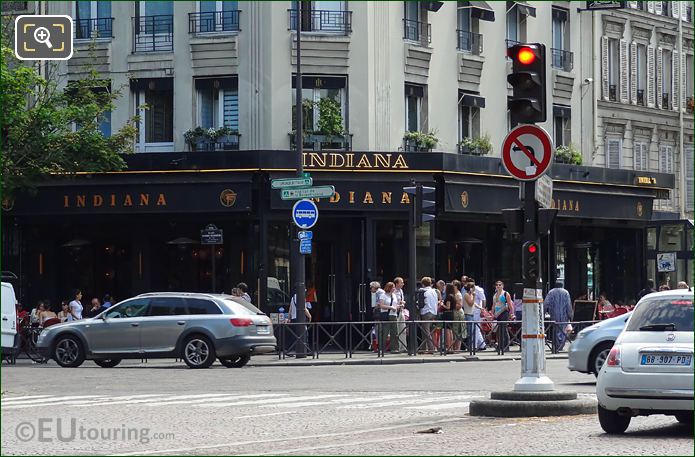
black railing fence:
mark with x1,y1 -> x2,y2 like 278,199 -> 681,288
74,17 -> 114,39
189,10 -> 241,33
132,15 -> 174,53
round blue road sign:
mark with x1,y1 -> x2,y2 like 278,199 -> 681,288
292,199 -> 319,229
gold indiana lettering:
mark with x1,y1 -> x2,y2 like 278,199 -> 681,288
550,198 -> 580,212
302,152 -> 409,169
63,193 -> 168,208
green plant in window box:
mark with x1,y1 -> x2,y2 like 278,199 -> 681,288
458,133 -> 492,155
403,130 -> 439,151
555,143 -> 582,165
183,127 -> 208,151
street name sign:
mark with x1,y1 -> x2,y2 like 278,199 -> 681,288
299,239 -> 312,255
535,175 -> 553,209
292,199 -> 319,229
501,125 -> 553,181
271,177 -> 313,189
281,185 -> 335,200
200,224 -> 223,245
298,230 -> 313,240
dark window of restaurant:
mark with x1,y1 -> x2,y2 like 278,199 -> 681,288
553,105 -> 571,147
405,84 -> 425,132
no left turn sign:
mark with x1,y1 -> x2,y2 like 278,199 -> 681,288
501,125 -> 554,181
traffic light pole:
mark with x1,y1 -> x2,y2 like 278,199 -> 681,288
407,193 -> 417,356
515,181 -> 554,391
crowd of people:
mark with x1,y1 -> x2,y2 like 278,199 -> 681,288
17,289 -> 114,329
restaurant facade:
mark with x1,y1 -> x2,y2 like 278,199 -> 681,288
2,150 -> 674,321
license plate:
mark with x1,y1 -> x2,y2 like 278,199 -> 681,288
641,354 -> 692,366
256,326 -> 270,335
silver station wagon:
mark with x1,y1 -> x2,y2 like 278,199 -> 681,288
36,293 -> 276,369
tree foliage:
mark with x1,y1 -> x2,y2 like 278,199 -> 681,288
1,27 -> 136,198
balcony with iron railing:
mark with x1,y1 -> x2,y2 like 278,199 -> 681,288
637,89 -> 645,106
403,18 -> 431,46
609,84 -> 617,101
457,30 -> 483,55
132,15 -> 173,53
74,17 -> 114,39
551,48 -> 573,71
288,9 -> 352,34
189,10 -> 241,34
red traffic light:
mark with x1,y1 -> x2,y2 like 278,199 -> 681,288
517,47 -> 536,65
527,243 -> 538,254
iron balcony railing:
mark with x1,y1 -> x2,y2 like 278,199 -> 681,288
403,18 -> 431,46
288,9 -> 352,34
132,15 -> 173,53
637,89 -> 645,106
188,10 -> 241,34
74,17 -> 114,39
457,29 -> 483,55
609,84 -> 617,101
551,48 -> 573,71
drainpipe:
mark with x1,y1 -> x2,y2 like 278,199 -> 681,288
678,8 -> 685,219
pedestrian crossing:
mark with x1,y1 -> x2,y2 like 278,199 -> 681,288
1,391 -> 491,412
2,391 -> 598,412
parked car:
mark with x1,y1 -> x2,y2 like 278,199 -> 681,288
36,292 -> 276,369
1,281 -> 19,361
568,311 -> 632,376
596,289 -> 694,434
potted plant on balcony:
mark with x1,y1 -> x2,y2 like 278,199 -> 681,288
403,130 -> 439,152
315,97 -> 349,149
216,126 -> 240,149
555,144 -> 582,165
184,127 -> 208,152
458,134 -> 492,155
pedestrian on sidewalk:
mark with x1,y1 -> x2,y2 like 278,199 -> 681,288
287,294 -> 312,356
466,278 -> 487,350
492,280 -> 514,351
440,283 -> 456,352
418,277 -> 438,353
393,277 -> 408,349
378,282 -> 401,353
236,283 -> 252,303
452,280 -> 465,351
544,281 -> 573,351
69,289 -> 84,320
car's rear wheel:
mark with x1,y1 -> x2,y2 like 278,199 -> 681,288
675,412 -> 694,424
219,355 -> 250,368
53,335 -> 85,368
598,405 -> 631,434
94,359 -> 121,368
590,341 -> 614,376
182,335 -> 216,369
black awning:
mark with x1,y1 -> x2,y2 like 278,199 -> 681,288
423,1 -> 444,12
194,76 -> 238,91
513,1 -> 537,17
469,1 -> 495,22
553,105 -> 571,118
461,94 -> 486,108
129,78 -> 173,92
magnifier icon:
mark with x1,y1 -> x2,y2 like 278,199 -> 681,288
33,27 -> 53,49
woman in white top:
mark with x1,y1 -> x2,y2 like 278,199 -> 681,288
69,289 -> 84,320
378,282 -> 402,354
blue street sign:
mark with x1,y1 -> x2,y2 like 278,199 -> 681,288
298,230 -> 313,240
292,199 -> 319,229
299,239 -> 312,255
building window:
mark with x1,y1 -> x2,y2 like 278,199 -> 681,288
686,145 -> 694,212
74,1 -> 113,39
662,49 -> 672,109
506,2 -> 519,43
403,1 -> 430,45
133,1 -> 174,53
196,78 -> 238,131
292,76 -> 347,133
553,105 -> 571,147
608,38 -> 619,101
190,1 -> 240,33
289,1 -> 351,34
133,79 -> 174,152
606,138 -> 622,169
458,93 -> 483,142
637,44 -> 647,105
405,84 -> 424,132
634,142 -> 648,171
99,110 -> 111,137
687,54 -> 694,113
659,145 -> 674,173
551,7 -> 571,70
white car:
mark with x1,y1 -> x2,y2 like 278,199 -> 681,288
568,312 -> 632,376
596,289 -> 694,434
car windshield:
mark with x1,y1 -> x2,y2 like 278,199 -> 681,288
625,297 -> 694,332
223,299 -> 264,316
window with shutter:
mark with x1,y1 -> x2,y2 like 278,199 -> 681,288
634,142 -> 648,171
656,47 -> 663,108
681,1 -> 689,21
647,46 -> 655,107
601,36 -> 609,101
607,138 -> 622,169
660,145 -> 674,173
672,1 -> 680,17
647,1 -> 655,13
654,1 -> 663,15
620,40 -> 629,103
627,1 -> 638,8
686,146 -> 694,212
672,51 -> 679,111
630,42 -> 637,104
223,90 -> 239,130
683,53 -> 690,112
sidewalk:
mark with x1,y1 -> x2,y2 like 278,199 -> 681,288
248,350 -> 568,367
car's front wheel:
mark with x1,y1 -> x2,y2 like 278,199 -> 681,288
53,335 -> 85,368
675,412 -> 694,424
182,335 -> 216,369
598,405 -> 631,434
590,341 -> 614,376
219,355 -> 250,368
94,359 -> 121,368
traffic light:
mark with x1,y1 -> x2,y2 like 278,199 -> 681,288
508,43 -> 546,124
522,240 -> 540,282
404,183 -> 436,228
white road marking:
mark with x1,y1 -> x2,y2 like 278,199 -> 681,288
338,394 -> 474,409
407,401 -> 472,410
3,394 -> 166,409
150,393 -> 285,406
202,394 -> 346,408
330,394 -> 411,404
233,411 -> 294,419
73,393 -> 235,407
113,417 -> 467,456
1,395 -> 53,402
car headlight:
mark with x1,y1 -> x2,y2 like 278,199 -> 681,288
576,328 -> 595,339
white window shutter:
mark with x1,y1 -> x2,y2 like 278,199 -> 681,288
656,47 -> 663,108
681,52 -> 688,113
654,1 -> 663,15
672,1 -> 680,18
647,46 -> 655,107
602,36 -> 610,101
630,42 -> 638,104
633,144 -> 642,170
642,144 -> 649,171
682,1 -> 689,21
628,1 -> 638,8
647,1 -> 655,13
672,51 -> 679,111
619,40 -> 629,103
686,146 -> 694,211
607,139 -> 621,169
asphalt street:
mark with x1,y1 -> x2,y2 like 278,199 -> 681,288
1,358 -> 692,455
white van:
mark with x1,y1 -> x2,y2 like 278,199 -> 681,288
1,281 -> 19,357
